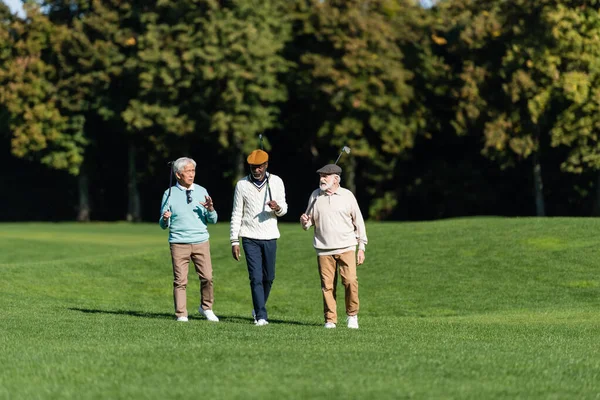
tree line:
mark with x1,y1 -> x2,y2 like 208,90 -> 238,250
1,0 -> 600,222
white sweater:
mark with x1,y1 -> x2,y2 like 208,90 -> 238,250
230,173 -> 288,244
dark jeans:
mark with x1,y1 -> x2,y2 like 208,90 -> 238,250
242,238 -> 277,321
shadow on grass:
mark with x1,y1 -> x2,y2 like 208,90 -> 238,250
69,307 -> 172,319
222,315 -> 321,327
68,307 -> 320,326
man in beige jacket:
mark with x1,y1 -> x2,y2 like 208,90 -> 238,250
300,163 -> 367,329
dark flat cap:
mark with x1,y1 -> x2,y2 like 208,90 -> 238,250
316,164 -> 342,175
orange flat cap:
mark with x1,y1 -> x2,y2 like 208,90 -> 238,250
247,149 -> 269,165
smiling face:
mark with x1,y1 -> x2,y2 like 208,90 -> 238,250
175,162 -> 195,188
249,162 -> 268,181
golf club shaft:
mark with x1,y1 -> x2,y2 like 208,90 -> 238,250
334,152 -> 343,165
306,194 -> 317,215
266,173 -> 273,202
259,134 -> 270,200
167,163 -> 173,227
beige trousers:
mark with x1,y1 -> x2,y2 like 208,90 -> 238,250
170,241 -> 214,318
317,250 -> 359,324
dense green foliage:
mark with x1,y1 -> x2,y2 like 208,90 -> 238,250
1,220 -> 599,398
2,0 -> 600,221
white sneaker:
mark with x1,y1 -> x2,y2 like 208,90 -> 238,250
199,308 -> 219,322
252,309 -> 257,323
324,322 -> 336,329
176,316 -> 189,322
347,315 -> 359,329
255,319 -> 269,326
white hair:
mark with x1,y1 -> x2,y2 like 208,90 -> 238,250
173,157 -> 196,174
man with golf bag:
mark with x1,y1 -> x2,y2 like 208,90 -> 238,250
300,147 -> 367,329
159,157 -> 220,323
230,148 -> 288,326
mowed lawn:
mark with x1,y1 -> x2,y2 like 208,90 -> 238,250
1,218 -> 599,399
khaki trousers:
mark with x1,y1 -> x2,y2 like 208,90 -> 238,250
317,250 -> 359,324
170,241 -> 214,318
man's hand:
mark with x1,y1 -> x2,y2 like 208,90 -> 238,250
201,195 -> 214,212
299,214 -> 310,224
162,210 -> 172,222
299,213 -> 312,230
231,244 -> 240,261
357,249 -> 365,266
266,200 -> 281,212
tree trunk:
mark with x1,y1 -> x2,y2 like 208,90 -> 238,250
77,169 -> 91,222
346,155 -> 356,194
126,142 -> 141,222
234,139 -> 245,183
533,153 -> 546,217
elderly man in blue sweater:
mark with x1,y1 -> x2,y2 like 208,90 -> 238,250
159,157 -> 219,322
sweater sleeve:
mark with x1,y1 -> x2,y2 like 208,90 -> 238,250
203,187 -> 218,224
205,209 -> 218,224
272,175 -> 288,217
351,194 -> 368,251
230,181 -> 243,245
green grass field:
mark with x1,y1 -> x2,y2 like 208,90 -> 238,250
1,218 -> 600,399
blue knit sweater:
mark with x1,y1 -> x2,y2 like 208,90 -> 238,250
159,183 -> 218,243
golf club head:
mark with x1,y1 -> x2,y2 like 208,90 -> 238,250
334,145 -> 351,165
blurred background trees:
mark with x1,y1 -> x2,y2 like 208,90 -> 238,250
2,0 -> 600,222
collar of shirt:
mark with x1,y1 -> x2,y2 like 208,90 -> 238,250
176,183 -> 194,191
323,187 -> 340,196
250,172 -> 269,184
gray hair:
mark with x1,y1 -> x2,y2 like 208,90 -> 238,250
173,157 -> 196,174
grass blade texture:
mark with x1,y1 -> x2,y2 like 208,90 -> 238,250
0,218 -> 599,399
